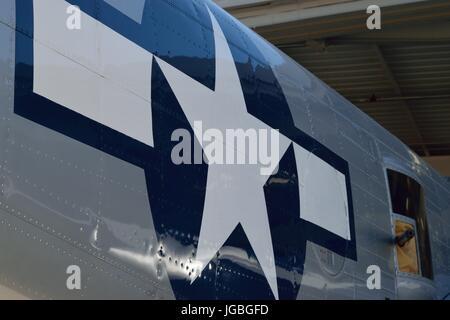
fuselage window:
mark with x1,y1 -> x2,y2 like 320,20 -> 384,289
387,169 -> 433,279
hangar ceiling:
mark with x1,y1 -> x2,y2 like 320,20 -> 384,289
216,0 -> 450,158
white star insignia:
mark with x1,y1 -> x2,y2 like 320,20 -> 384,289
155,7 -> 292,299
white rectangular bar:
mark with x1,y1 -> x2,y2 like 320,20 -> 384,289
33,42 -> 101,121
294,144 -> 351,240
33,0 -> 154,147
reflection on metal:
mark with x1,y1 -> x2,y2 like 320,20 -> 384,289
266,170 -> 296,186
109,242 -> 203,281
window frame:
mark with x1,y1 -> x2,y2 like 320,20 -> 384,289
382,160 -> 434,283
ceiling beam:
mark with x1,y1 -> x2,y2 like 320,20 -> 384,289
231,0 -> 427,28
372,45 -> 430,156
214,0 -> 273,9
327,20 -> 450,45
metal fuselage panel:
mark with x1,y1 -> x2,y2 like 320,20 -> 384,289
0,0 -> 448,300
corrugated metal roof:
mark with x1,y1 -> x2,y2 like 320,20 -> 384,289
218,0 -> 450,156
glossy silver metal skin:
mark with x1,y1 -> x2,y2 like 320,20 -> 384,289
0,0 -> 449,300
